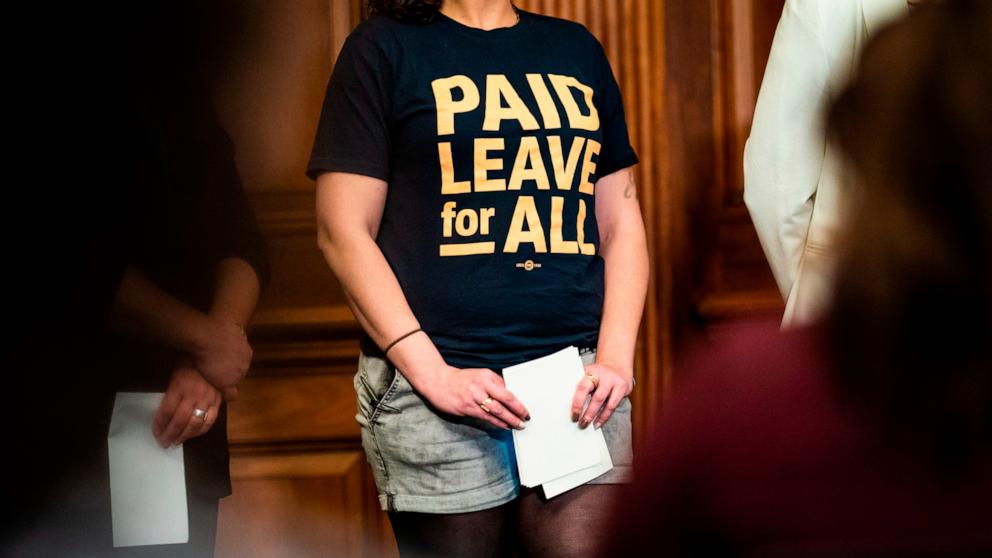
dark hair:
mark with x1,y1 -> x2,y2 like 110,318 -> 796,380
826,0 -> 992,474
366,0 -> 441,23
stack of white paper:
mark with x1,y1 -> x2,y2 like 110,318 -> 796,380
503,347 -> 613,498
107,392 -> 189,548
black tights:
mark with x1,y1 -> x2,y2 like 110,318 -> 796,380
387,485 -> 619,558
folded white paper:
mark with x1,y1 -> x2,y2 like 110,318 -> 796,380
503,346 -> 612,492
107,392 -> 189,548
541,434 -> 613,498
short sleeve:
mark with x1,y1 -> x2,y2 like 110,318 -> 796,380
593,41 -> 639,177
201,125 -> 271,290
306,34 -> 394,181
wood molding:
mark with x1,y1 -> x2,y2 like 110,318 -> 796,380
250,305 -> 359,339
250,191 -> 317,238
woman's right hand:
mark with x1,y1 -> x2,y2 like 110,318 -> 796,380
316,175 -> 528,429
420,365 -> 531,431
153,362 -> 223,448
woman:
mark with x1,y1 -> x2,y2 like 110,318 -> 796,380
607,0 -> 992,554
308,0 -> 648,556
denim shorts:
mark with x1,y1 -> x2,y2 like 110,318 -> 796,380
353,349 -> 634,513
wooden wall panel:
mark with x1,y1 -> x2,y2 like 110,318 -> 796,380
664,0 -> 786,330
228,374 -> 360,445
212,0 -> 358,194
247,191 -> 349,315
216,452 -> 397,558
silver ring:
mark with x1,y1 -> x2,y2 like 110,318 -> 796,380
193,408 -> 207,420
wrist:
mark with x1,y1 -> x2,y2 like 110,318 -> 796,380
412,361 -> 453,401
594,357 -> 634,381
209,308 -> 246,327
383,327 -> 424,355
386,334 -> 447,394
185,313 -> 217,357
173,355 -> 195,371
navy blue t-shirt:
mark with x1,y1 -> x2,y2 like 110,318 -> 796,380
307,10 -> 638,370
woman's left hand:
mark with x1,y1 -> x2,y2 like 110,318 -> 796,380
571,362 -> 634,430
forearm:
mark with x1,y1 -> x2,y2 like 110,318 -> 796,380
596,217 -> 649,379
319,231 -> 446,387
210,257 -> 261,326
109,266 -> 211,354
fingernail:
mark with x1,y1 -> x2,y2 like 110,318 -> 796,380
518,421 -> 526,430
580,420 -> 589,429
571,413 -> 579,422
525,414 -> 532,422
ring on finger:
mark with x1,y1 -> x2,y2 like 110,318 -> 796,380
586,373 -> 599,388
479,397 -> 494,414
193,408 -> 207,421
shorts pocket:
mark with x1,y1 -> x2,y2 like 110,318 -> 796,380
355,353 -> 403,426
602,396 -> 633,468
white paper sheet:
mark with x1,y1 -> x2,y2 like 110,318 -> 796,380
107,392 -> 188,548
541,433 -> 613,498
503,346 -> 610,490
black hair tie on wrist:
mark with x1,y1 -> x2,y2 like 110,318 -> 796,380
384,328 -> 424,354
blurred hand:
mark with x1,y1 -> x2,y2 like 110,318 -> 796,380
153,363 -> 223,448
420,365 -> 530,431
571,362 -> 633,430
191,319 -> 252,390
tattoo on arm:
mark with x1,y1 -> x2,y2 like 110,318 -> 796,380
624,173 -> 637,199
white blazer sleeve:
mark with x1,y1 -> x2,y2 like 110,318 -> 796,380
743,0 -> 832,301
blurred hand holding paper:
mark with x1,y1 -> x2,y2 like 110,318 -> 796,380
503,346 -> 613,494
107,392 -> 189,548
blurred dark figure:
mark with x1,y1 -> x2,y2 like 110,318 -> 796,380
603,1 -> 992,556
5,2 -> 266,556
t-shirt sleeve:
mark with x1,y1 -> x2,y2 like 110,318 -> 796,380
306,33 -> 394,181
593,41 -> 639,177
200,124 -> 271,290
